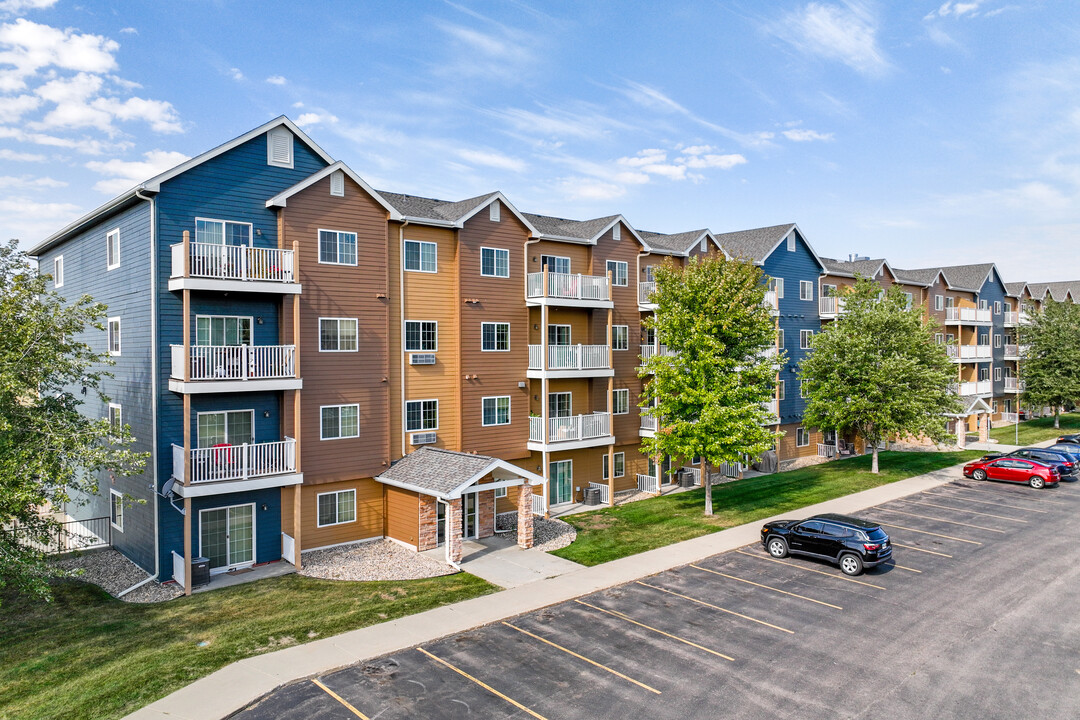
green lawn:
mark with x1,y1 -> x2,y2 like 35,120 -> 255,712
0,572 -> 496,720
988,412 -> 1080,446
552,450 -> 984,566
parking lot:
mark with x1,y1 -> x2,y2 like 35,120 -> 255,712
234,475 -> 1080,720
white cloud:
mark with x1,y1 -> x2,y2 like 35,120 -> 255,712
0,0 -> 57,15
295,111 -> 338,127
682,153 -> 747,169
93,96 -> 182,133
0,124 -> 120,154
0,92 -> 37,122
488,104 -> 631,141
0,147 -> 43,160
266,75 -> 286,85
456,148 -> 526,172
0,19 -> 118,92
771,2 -> 890,77
433,18 -> 536,83
118,27 -> 137,35
0,174 -> 63,188
619,80 -> 777,148
85,149 -> 189,194
558,177 -> 627,201
228,67 -> 244,82
782,128 -> 834,142
925,1 -> 988,20
0,194 -> 82,243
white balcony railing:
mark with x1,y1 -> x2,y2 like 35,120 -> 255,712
639,281 -> 657,305
170,344 -> 296,381
640,415 -> 658,432
1000,412 -> 1019,424
636,473 -> 659,494
529,413 -> 611,444
527,344 -> 610,371
526,272 -> 610,301
1005,377 -> 1025,392
817,443 -> 837,458
531,492 -> 547,516
763,290 -> 778,312
171,242 -> 295,283
953,380 -> 992,396
945,307 -> 992,323
763,398 -> 780,419
588,482 -> 611,505
171,438 -> 297,484
639,344 -> 677,362
1003,311 -> 1018,325
819,296 -> 846,317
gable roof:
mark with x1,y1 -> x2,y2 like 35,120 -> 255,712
713,222 -> 827,272
638,229 -> 724,256
30,115 -> 335,256
898,263 -> 996,293
819,256 -> 890,280
378,190 -> 539,235
1044,281 -> 1075,302
892,267 -> 944,286
950,396 -> 993,416
374,447 -> 544,499
1004,282 -> 1028,298
266,161 -> 402,220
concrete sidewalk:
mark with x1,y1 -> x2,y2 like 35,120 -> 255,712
128,461 -> 969,720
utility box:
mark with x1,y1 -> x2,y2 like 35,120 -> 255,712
583,487 -> 601,505
191,557 -> 211,588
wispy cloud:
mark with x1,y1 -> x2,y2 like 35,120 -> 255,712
265,75 -> 286,85
85,149 -> 189,193
782,128 -> 834,142
924,1 -> 989,20
456,148 -> 526,172
486,103 -> 632,142
769,1 -> 890,77
618,81 -> 776,148
0,147 -> 44,161
227,67 -> 244,82
0,174 -> 63,188
0,0 -> 57,16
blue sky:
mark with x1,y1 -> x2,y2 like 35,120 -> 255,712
2,0 -> 1079,282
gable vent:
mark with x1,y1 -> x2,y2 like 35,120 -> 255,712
409,353 -> 436,365
410,432 -> 437,445
330,170 -> 344,196
267,127 -> 294,168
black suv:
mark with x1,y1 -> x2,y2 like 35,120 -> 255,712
760,513 -> 891,576
1009,448 -> 1078,477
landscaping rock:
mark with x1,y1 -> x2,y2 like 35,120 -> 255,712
299,539 -> 456,582
494,515 -> 576,552
51,548 -> 182,603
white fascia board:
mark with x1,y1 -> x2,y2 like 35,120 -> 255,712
455,192 -> 541,237
266,161 -> 402,220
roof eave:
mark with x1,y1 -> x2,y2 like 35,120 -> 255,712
29,188 -> 149,256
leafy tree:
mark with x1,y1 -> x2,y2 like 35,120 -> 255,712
0,239 -> 145,603
640,255 -> 782,516
1018,299 -> 1080,429
799,278 -> 959,473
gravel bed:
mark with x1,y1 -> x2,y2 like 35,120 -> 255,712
495,515 -> 576,552
51,549 -> 182,603
299,539 -> 456,582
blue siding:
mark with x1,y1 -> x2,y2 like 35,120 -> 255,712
763,230 -> 823,425
978,271 -> 1009,397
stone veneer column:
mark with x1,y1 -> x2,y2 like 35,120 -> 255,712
956,419 -> 967,448
517,483 -> 534,549
978,413 -> 990,443
418,494 -> 439,551
446,498 -> 463,563
477,489 -> 495,539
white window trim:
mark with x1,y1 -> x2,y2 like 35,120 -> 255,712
548,391 -> 572,417
796,427 -> 809,447
480,247 -> 510,278
777,329 -> 785,349
195,315 -> 254,346
108,317 -> 121,356
994,301 -> 1002,315
481,322 -> 511,352
541,255 -> 571,273
800,329 -> 814,350
108,403 -> 122,436
320,404 -> 360,440
494,487 -> 507,498
317,228 -> 359,266
935,295 -> 944,311
267,126 -> 294,169
607,260 -> 628,287
481,396 -> 511,426
404,320 -> 438,352
612,325 -> 629,351
194,217 -> 254,247
404,239 -> 438,274
994,368 -> 1002,381
53,255 -> 64,288
316,489 -> 357,528
195,409 -> 255,446
110,489 -> 124,532
604,451 -> 626,480
800,280 -> 813,301
778,380 -> 785,401
319,317 -> 359,352
613,388 -> 630,415
489,200 -> 500,222
800,381 -> 809,399
405,399 -> 439,432
771,277 -> 784,299
787,234 -> 796,251
107,228 -> 120,270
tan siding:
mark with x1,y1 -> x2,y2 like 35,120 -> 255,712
299,478 -> 383,550
777,423 -> 823,461
385,485 -> 419,546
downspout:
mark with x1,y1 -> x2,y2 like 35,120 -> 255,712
399,220 -> 410,459
135,188 -> 159,581
436,497 -> 461,570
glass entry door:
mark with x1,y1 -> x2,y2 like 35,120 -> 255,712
200,504 -> 254,571
462,494 -> 478,539
550,460 -> 572,505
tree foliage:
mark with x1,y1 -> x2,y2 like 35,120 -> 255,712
0,239 -> 145,602
798,278 -> 959,473
1018,299 -> 1080,429
640,255 -> 782,515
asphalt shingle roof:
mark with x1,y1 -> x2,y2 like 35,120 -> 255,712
378,191 -> 497,223
899,263 -> 994,292
522,212 -> 619,240
376,447 -> 496,496
712,223 -> 795,263
1004,282 -> 1027,297
639,229 -> 709,254
819,256 -> 887,279
892,267 -> 942,285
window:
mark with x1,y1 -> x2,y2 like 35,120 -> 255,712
613,389 -> 629,414
777,329 -> 785,349
778,380 -> 786,401
947,333 -> 955,343
110,489 -> 124,532
800,281 -> 813,301
106,228 -> 120,269
195,218 -> 251,246
321,405 -> 359,440
1004,301 -> 1012,313
613,224 -> 621,241
317,489 -> 356,527
494,487 -> 507,498
786,233 -> 796,251
406,399 -> 438,431
548,324 -> 571,346
988,268 -> 995,282
903,292 -> 913,309
267,126 -> 294,168
644,265 -> 656,282
108,403 -> 122,436
979,367 -> 990,381
196,316 -> 252,346
800,381 -> 809,399
319,318 -> 358,351
800,329 -> 814,350
489,200 -> 500,222
197,410 -> 253,447
603,452 -> 626,480
318,230 -> 358,265
823,284 -> 836,297
612,325 -> 628,350
607,260 -> 628,286
481,247 -> 509,277
994,368 -> 1002,381
481,322 -> 510,351
541,255 -> 570,274
482,396 -> 510,426
935,332 -> 944,344
796,427 -> 809,447
53,255 -> 63,287
935,295 -> 944,311
979,299 -> 988,310
405,321 -> 438,352
548,392 -> 572,418
330,170 -> 345,196
769,277 -> 784,298
994,301 -> 1001,315
404,240 -> 437,273
994,333 -> 1002,348
107,318 -> 121,356
945,296 -> 955,308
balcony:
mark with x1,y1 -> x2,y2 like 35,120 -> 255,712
763,398 -> 780,425
946,344 -> 992,362
638,281 -> 657,310
639,414 -> 658,438
944,307 -> 992,325
168,344 -> 301,393
527,344 -> 613,379
1004,377 -> 1025,393
950,380 -> 992,396
169,438 -> 302,497
1000,412 -> 1020,424
763,290 -> 779,315
639,344 -> 678,373
528,412 -> 614,451
169,242 -> 300,294
819,296 -> 846,319
1003,312 -> 1031,327
526,271 -> 612,308
1003,344 -> 1029,360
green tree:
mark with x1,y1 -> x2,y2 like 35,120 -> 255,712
1018,299 -> 1080,429
640,255 -> 781,516
799,278 -> 959,473
0,239 -> 145,603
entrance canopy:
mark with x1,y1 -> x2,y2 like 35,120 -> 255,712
946,395 -> 993,418
375,447 -> 545,499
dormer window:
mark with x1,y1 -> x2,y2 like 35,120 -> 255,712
267,127 -> 294,168
489,200 -> 500,222
330,170 -> 344,197
786,234 -> 795,252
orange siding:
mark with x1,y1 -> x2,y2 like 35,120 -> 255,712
385,485 -> 419,546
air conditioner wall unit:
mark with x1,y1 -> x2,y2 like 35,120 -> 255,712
410,432 -> 437,445
409,353 -> 436,365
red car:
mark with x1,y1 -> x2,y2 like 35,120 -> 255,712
963,456 -> 1060,489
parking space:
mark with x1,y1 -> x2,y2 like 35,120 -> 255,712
234,475 -> 1080,720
